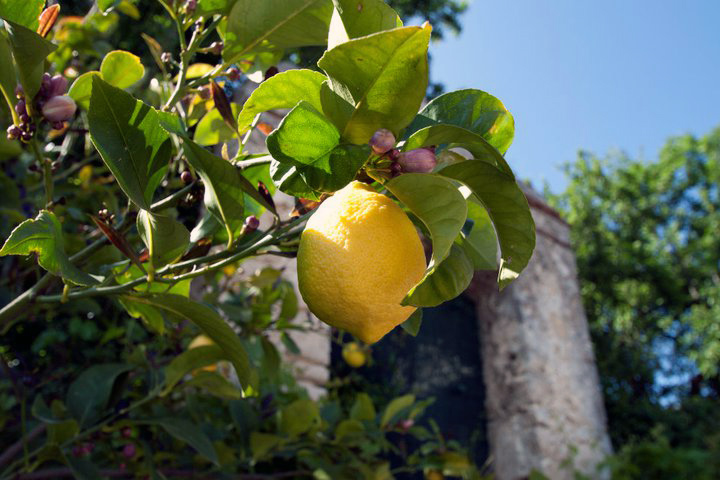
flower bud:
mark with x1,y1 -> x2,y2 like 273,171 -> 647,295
49,75 -> 68,97
209,41 -> 223,55
180,170 -> 193,184
161,52 -> 172,63
122,444 -> 136,458
15,84 -> 24,98
369,128 -> 396,155
397,148 -> 437,173
14,99 -> 26,116
226,67 -> 240,81
241,215 -> 259,234
42,95 -> 77,123
6,125 -> 22,140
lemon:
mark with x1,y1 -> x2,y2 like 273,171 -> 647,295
297,181 -> 426,344
342,342 -> 367,368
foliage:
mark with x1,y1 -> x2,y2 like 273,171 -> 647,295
0,0 -> 533,477
550,126 -> 720,477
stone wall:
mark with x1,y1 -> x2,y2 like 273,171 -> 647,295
472,187 -> 612,479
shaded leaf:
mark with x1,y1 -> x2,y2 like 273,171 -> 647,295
162,344 -> 226,394
138,417 -> 219,465
66,363 -> 132,427
100,50 -> 144,89
380,394 -> 414,427
318,24 -> 430,144
385,174 -> 466,306
223,0 -> 333,64
350,392 -> 376,421
90,214 -> 143,270
136,210 -> 190,270
400,308 -> 422,336
459,200 -> 497,270
89,76 -> 172,209
2,19 -> 57,101
0,31 -> 17,111
406,89 -> 515,155
119,294 -> 254,391
183,371 -> 243,399
236,69 -> 327,134
402,244 -> 474,307
250,432 -> 283,459
280,398 -> 320,437
441,160 -> 535,289
0,210 -> 98,286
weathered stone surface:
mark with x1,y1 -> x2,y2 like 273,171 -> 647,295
474,187 -> 612,479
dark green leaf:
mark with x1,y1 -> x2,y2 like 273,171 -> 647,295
136,210 -> 190,270
441,161 -> 536,289
350,392 -> 376,421
100,50 -> 144,89
2,19 -> 57,101
119,294 -> 254,391
406,89 -> 515,155
0,0 -> 44,30
328,0 -> 402,49
66,455 -> 102,480
267,101 -> 369,193
119,296 -> 165,334
138,417 -> 219,465
195,0 -> 233,17
66,363 -> 132,427
280,332 -> 301,355
190,209 -> 221,243
403,124 -> 512,176
0,210 -> 99,286
31,396 -> 64,424
236,69 -> 327,134
223,0 -> 333,64
250,432 -> 283,459
181,139 -> 245,246
385,174 -> 467,306
183,371 -> 243,399
89,76 -> 172,209
317,24 -> 431,144
260,336 -> 280,381
269,160 -> 321,201
380,394 -> 414,427
402,244 -> 474,307
280,398 -> 320,437
459,200 -> 497,270
162,344 -> 226,394
400,308 -> 422,336
0,31 -> 17,111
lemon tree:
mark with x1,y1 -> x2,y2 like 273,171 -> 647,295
0,0 -> 531,477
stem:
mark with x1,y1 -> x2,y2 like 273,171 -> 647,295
235,156 -> 273,170
150,181 -> 195,212
0,84 -> 19,126
30,140 -> 52,206
240,113 -> 262,152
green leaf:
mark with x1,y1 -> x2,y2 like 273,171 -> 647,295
0,0 -> 44,30
403,244 -> 474,307
89,76 -> 172,209
162,344 -> 227,394
406,89 -> 515,155
2,19 -> 57,101
335,418 -> 364,440
400,308 -> 422,336
193,103 -> 239,146
190,209 -> 221,243
66,363 -> 132,427
441,160 -> 536,289
136,210 -> 190,270
385,174 -> 467,306
119,293 -> 255,391
31,397 -> 64,424
138,417 -> 219,465
250,432 -> 283,459
318,24 -> 431,144
403,124 -> 512,176
236,69 -> 327,135
195,0 -> 234,17
223,0 -> 333,64
350,392 -> 376,421
380,394 -> 414,427
459,200 -> 497,270
0,31 -> 17,111
269,161 -> 321,201
68,71 -> 100,109
100,50 -> 145,89
267,101 -> 368,194
327,0 -> 402,49
260,336 -> 280,381
119,296 -> 165,334
280,398 -> 320,437
183,371 -> 243,399
0,210 -> 99,286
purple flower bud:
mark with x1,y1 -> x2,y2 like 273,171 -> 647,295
397,148 -> 437,173
185,0 -> 197,12
52,121 -> 65,130
21,130 -> 33,142
49,75 -> 68,97
369,128 -> 396,155
15,84 -> 24,98
42,95 -> 77,123
209,41 -> 223,55
122,444 -> 136,458
20,113 -> 30,123
6,125 -> 22,140
226,67 -> 240,81
14,99 -> 26,115
242,215 -> 259,234
180,170 -> 193,184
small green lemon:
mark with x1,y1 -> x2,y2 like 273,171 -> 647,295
297,181 -> 426,344
342,342 -> 367,368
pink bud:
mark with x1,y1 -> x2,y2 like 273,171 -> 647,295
122,444 -> 136,458
42,95 -> 77,122
242,215 -> 259,234
49,75 -> 68,97
397,148 -> 437,173
369,128 -> 396,155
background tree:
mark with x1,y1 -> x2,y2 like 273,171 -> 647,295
550,126 -> 720,478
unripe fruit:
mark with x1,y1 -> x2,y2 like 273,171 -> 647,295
42,95 -> 77,122
180,170 -> 193,184
397,148 -> 437,173
342,342 -> 366,368
369,128 -> 396,155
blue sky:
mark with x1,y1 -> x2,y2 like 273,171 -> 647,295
428,0 -> 720,192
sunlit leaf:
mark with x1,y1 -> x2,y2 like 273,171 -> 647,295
0,0 -> 45,30
100,50 -> 144,89
0,210 -> 98,286
194,103 -> 239,146
68,71 -> 100,109
327,0 -> 402,49
2,19 -> 56,101
136,210 -> 190,270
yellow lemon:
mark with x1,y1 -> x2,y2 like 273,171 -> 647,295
342,342 -> 367,368
297,181 -> 426,344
